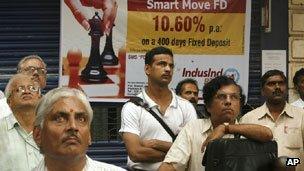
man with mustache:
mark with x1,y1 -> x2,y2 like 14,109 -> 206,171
241,69 -> 304,171
0,73 -> 42,170
32,87 -> 125,171
120,46 -> 196,171
159,75 -> 273,171
176,78 -> 207,118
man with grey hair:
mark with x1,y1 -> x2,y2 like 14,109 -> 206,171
33,87 -> 125,171
17,54 -> 47,89
0,73 -> 42,170
0,55 -> 47,120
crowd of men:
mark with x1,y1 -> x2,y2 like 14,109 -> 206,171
0,46 -> 303,171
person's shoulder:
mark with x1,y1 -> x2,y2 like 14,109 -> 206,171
0,115 -> 10,130
175,94 -> 194,108
243,105 -> 264,117
286,102 -> 304,116
185,118 -> 209,129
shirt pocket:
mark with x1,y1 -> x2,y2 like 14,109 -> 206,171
285,127 -> 302,149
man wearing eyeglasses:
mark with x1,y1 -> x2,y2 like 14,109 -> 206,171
159,76 -> 273,171
0,55 -> 46,121
241,69 -> 304,171
17,55 -> 47,89
0,73 -> 42,171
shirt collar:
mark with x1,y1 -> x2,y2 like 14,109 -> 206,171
201,119 -> 239,133
41,155 -> 90,171
141,87 -> 178,108
6,113 -> 19,130
257,102 -> 294,119
201,119 -> 213,133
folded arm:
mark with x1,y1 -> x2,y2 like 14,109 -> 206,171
122,132 -> 172,162
202,124 -> 273,152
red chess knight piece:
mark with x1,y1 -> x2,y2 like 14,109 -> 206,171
67,49 -> 82,89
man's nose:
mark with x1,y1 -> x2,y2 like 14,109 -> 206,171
164,65 -> 172,71
32,69 -> 39,76
224,96 -> 232,105
67,118 -> 78,130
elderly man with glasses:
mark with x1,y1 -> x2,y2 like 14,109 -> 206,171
17,54 -> 47,89
159,76 -> 273,171
0,73 -> 42,171
0,55 -> 47,120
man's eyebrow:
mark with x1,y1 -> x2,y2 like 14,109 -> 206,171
75,112 -> 88,116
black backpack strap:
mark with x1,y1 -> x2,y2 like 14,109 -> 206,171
128,97 -> 177,141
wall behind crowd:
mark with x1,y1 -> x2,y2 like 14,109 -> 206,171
0,0 -> 289,140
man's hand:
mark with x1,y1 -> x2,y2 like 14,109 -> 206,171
64,0 -> 117,35
201,124 -> 225,152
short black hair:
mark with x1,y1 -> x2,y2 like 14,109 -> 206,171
261,69 -> 287,88
175,78 -> 198,95
145,46 -> 173,65
293,68 -> 304,86
203,75 -> 245,108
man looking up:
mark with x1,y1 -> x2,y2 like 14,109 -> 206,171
17,55 -> 47,89
120,46 -> 196,171
33,87 -> 125,171
159,75 -> 273,171
0,73 -> 42,170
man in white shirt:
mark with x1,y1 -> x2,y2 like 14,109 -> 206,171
291,68 -> 304,108
0,55 -> 47,120
119,46 -> 196,171
33,87 -> 125,171
0,74 -> 43,170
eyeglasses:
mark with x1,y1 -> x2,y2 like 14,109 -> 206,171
22,66 -> 47,75
215,93 -> 241,101
15,85 -> 40,94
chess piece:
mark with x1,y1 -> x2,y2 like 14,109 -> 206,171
67,49 -> 82,88
100,27 -> 118,65
81,12 -> 107,82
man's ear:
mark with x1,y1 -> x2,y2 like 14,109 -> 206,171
33,126 -> 42,147
295,85 -> 300,92
261,88 -> 265,97
144,64 -> 150,76
88,133 -> 92,146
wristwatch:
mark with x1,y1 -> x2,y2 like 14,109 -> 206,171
223,122 -> 229,134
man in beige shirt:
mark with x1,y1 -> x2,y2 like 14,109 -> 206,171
159,76 -> 273,171
241,69 -> 304,171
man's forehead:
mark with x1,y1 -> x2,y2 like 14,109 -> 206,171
182,83 -> 198,91
153,54 -> 173,61
13,77 -> 37,87
217,84 -> 240,93
266,75 -> 285,81
50,97 -> 87,111
21,59 -> 44,67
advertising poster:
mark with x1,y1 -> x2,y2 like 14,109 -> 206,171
60,0 -> 251,102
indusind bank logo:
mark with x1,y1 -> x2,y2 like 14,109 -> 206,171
182,68 -> 223,78
181,67 -> 240,83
